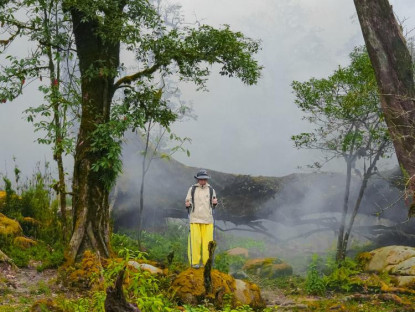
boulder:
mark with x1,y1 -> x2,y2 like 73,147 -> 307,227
362,246 -> 415,287
171,267 -> 265,308
243,258 -> 293,278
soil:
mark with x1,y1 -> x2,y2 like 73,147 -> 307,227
0,265 -> 74,312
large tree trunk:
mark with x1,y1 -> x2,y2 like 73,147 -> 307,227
66,8 -> 120,263
353,0 -> 415,214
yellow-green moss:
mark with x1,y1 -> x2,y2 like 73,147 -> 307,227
171,268 -> 236,305
171,268 -> 264,308
356,252 -> 373,269
21,217 -> 42,226
30,298 -> 63,312
0,213 -> 22,237
61,250 -> 104,290
14,236 -> 37,249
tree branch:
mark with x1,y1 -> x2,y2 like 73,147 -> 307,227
114,63 -> 164,89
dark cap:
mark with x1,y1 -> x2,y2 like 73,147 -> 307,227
194,169 -> 210,180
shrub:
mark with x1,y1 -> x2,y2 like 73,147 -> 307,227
323,257 -> 362,292
305,254 -> 326,296
214,252 -> 245,274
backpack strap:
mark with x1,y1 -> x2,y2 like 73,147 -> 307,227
191,185 -> 197,212
209,186 -> 213,207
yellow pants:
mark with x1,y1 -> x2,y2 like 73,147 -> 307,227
188,223 -> 214,266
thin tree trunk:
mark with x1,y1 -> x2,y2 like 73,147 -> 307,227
137,124 -> 151,246
43,5 -> 68,240
336,158 -> 353,262
341,142 -> 387,257
354,0 -> 415,213
137,172 -> 145,245
66,7 -> 120,263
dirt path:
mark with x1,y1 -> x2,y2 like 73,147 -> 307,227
0,264 -> 64,311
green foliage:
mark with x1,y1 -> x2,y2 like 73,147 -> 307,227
305,254 -> 326,296
218,233 -> 265,254
141,223 -> 188,264
1,164 -> 61,244
291,46 -> 392,162
183,303 -> 255,312
323,257 -> 362,292
2,240 -> 64,269
111,233 -> 141,254
0,164 -> 65,269
214,252 -> 245,274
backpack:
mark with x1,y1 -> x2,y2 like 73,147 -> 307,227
190,185 -> 214,212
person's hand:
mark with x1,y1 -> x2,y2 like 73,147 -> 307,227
185,200 -> 191,207
212,198 -> 218,205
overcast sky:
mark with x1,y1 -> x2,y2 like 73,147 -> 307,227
1,0 -> 414,178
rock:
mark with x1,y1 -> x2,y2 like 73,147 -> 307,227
234,279 -> 264,307
231,270 -> 248,279
171,267 -> 265,308
243,258 -> 293,278
226,247 -> 249,258
0,213 -> 22,237
128,261 -> 164,275
362,246 -> 415,288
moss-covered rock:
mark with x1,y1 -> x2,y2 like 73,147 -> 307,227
243,257 -> 293,278
171,267 -> 265,308
0,213 -> 22,237
361,246 -> 415,288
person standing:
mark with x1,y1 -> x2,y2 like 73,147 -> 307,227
185,169 -> 218,268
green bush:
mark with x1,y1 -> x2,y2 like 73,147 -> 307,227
214,252 -> 245,274
323,257 -> 362,292
2,241 -> 64,269
305,254 -> 326,296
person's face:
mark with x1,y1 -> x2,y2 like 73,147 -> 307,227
198,179 -> 207,185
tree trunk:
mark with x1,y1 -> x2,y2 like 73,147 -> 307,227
66,8 -> 120,263
336,159 -> 353,262
354,0 -> 415,213
43,4 -> 68,240
137,173 -> 145,246
341,142 -> 387,257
